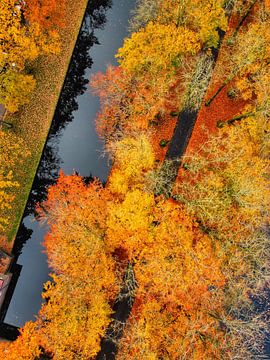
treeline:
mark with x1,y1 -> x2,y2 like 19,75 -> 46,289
1,0 -> 269,359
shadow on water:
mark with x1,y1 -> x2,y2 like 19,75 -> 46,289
26,0 -> 113,216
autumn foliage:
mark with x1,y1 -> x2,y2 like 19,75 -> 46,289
0,0 -> 65,112
24,0 -> 66,30
2,0 -> 270,359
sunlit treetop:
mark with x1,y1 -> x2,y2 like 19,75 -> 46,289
130,0 -> 227,48
116,22 -> 200,75
24,0 -> 66,30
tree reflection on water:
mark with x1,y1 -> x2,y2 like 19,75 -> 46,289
26,0 -> 112,216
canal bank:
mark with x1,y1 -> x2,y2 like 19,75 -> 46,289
2,0 -> 89,244
0,0 -> 135,339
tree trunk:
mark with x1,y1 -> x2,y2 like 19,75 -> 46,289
205,76 -> 232,107
232,0 -> 258,38
217,110 -> 256,127
205,0 -> 259,107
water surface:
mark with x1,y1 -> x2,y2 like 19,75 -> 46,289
4,0 -> 135,328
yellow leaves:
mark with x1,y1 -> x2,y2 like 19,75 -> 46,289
0,70 -> 36,112
116,22 -> 200,75
255,66 -> 270,110
219,120 -> 270,224
190,0 -> 227,47
29,23 -> 61,56
40,275 -> 114,360
235,76 -> 253,100
106,135 -> 156,257
106,189 -> 155,257
156,0 -> 227,48
113,135 -> 155,177
0,130 -> 30,230
108,135 -> 155,195
206,171 -> 225,190
0,0 -> 61,66
232,21 -> 270,75
109,169 -> 129,195
0,0 -> 62,112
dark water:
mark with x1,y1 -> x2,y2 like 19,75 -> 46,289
3,0 -> 135,328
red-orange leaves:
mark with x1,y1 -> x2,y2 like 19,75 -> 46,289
37,171 -> 114,287
24,0 -> 66,30
0,322 -> 41,360
117,199 -> 225,360
91,66 -> 133,140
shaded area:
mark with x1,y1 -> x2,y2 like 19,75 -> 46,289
160,29 -> 226,193
250,285 -> 270,356
97,264 -> 136,360
0,264 -> 22,340
166,109 -> 197,161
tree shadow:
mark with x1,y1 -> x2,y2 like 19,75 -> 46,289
25,0 -> 112,215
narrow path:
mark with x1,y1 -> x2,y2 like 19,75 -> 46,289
161,28 -> 226,195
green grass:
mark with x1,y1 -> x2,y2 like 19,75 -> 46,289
1,0 -> 89,246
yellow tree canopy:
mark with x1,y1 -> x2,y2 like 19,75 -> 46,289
116,22 -> 200,75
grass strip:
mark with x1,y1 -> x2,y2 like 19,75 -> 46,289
2,0 -> 89,246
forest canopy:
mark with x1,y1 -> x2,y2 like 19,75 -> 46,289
0,0 -> 269,359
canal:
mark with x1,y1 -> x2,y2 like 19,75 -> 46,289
2,0 -> 135,330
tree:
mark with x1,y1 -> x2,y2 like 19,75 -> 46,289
129,0 -> 161,31
0,0 -> 61,112
205,5 -> 270,106
38,274 -> 114,360
91,66 -> 134,140
105,135 -> 227,358
38,172 -> 116,289
116,22 -> 200,76
116,198 -> 226,360
0,70 -> 36,112
129,0 -> 227,48
34,172 -> 119,358
106,189 -> 155,258
91,64 -> 188,141
174,120 -> 270,238
0,0 -> 61,71
24,0 -> 66,30
107,135 -> 155,195
2,1 -> 269,358
157,0 -> 227,47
